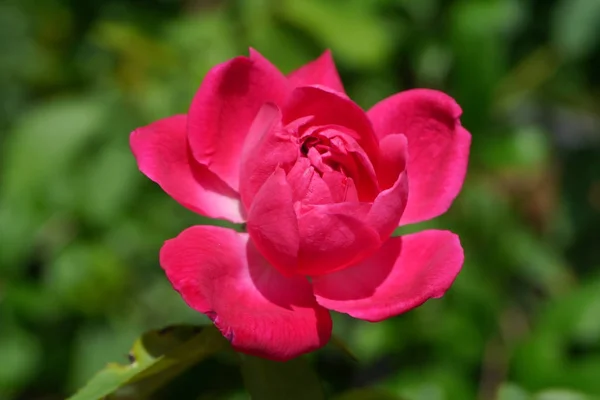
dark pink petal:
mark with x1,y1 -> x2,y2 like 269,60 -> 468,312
160,225 -> 332,361
368,89 -> 471,225
283,86 -> 379,164
344,177 -> 358,202
297,203 -> 381,276
287,50 -> 345,93
239,103 -> 299,210
287,158 -> 334,205
367,134 -> 409,239
377,133 -> 408,190
315,126 -> 380,201
247,168 -> 300,277
367,170 -> 409,241
321,171 -> 358,203
187,50 -> 291,191
130,114 -> 243,223
312,230 -> 464,322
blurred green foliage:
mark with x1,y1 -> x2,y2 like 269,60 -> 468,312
0,0 -> 599,399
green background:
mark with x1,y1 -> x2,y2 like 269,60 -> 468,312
1,0 -> 599,398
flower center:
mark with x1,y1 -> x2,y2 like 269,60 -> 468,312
300,130 -> 350,176
293,123 -> 380,202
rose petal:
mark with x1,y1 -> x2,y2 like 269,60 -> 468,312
287,50 -> 345,93
310,125 -> 379,201
367,134 -> 409,239
287,158 -> 334,205
187,49 -> 290,191
130,114 -> 243,223
247,168 -> 300,277
312,230 -> 464,322
160,225 -> 332,361
283,86 -> 379,164
377,133 -> 408,190
297,203 -> 381,276
321,171 -> 358,203
368,89 -> 471,225
239,103 -> 299,210
367,172 -> 409,241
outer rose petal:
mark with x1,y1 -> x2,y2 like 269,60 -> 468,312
187,49 -> 290,191
247,168 -> 300,277
368,89 -> 471,225
160,225 -> 332,361
287,50 -> 345,93
130,114 -> 243,223
312,230 -> 464,322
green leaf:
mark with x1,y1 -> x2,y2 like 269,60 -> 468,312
68,325 -> 229,400
240,355 -> 325,400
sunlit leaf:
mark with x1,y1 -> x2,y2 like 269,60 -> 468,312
68,325 -> 229,400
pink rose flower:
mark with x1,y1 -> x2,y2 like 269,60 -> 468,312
130,49 -> 471,361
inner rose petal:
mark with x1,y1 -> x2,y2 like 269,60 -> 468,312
297,124 -> 379,201
322,171 -> 358,203
287,158 -> 335,206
